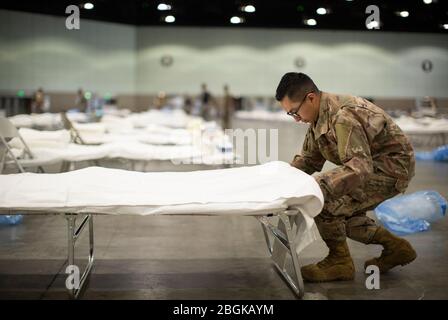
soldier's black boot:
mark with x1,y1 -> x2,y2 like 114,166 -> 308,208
301,240 -> 355,282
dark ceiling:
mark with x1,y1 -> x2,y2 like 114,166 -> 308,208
1,0 -> 448,33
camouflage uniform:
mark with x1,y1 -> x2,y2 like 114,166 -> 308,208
291,92 -> 415,244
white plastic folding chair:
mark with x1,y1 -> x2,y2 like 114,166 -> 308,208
60,112 -> 86,145
60,112 -> 101,170
0,117 -> 45,173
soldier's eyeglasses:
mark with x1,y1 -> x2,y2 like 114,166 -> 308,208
286,92 -> 312,118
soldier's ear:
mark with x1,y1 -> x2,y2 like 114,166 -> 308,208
308,92 -> 317,103
309,93 -> 320,111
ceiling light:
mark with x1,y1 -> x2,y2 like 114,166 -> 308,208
242,5 -> 256,13
157,3 -> 171,11
398,11 -> 409,18
230,16 -> 243,24
164,15 -> 175,23
83,3 -> 94,10
423,0 -> 433,4
305,19 -> 317,26
316,8 -> 327,15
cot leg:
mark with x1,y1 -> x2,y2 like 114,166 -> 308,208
60,161 -> 75,172
65,214 -> 95,299
258,212 -> 305,299
67,216 -> 76,298
0,151 -> 6,173
60,161 -> 68,172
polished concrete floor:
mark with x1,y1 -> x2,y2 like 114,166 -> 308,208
0,160 -> 447,300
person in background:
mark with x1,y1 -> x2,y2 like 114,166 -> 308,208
31,87 -> 45,113
221,84 -> 235,129
153,91 -> 167,110
183,94 -> 193,115
420,96 -> 437,117
199,83 -> 214,121
75,88 -> 88,112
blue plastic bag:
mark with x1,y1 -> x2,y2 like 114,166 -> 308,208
0,215 -> 23,226
374,190 -> 447,235
415,145 -> 448,162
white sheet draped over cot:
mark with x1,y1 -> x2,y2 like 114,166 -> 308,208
0,161 -> 324,253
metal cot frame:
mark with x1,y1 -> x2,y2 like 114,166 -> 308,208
0,209 -> 307,299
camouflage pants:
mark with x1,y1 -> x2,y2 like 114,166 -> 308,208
315,172 -> 407,243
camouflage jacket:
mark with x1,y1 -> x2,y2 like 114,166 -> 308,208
291,92 -> 415,200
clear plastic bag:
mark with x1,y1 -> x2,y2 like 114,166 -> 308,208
0,215 -> 23,226
415,144 -> 448,162
374,190 -> 447,235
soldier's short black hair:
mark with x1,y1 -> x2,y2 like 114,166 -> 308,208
275,72 -> 319,102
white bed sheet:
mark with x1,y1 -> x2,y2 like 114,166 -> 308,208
0,161 -> 323,253
12,141 -> 209,165
234,110 -> 292,122
11,126 -> 193,146
128,110 -> 200,128
80,130 -> 193,145
8,113 -> 88,129
9,128 -> 71,150
395,116 -> 448,134
8,128 -> 231,164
